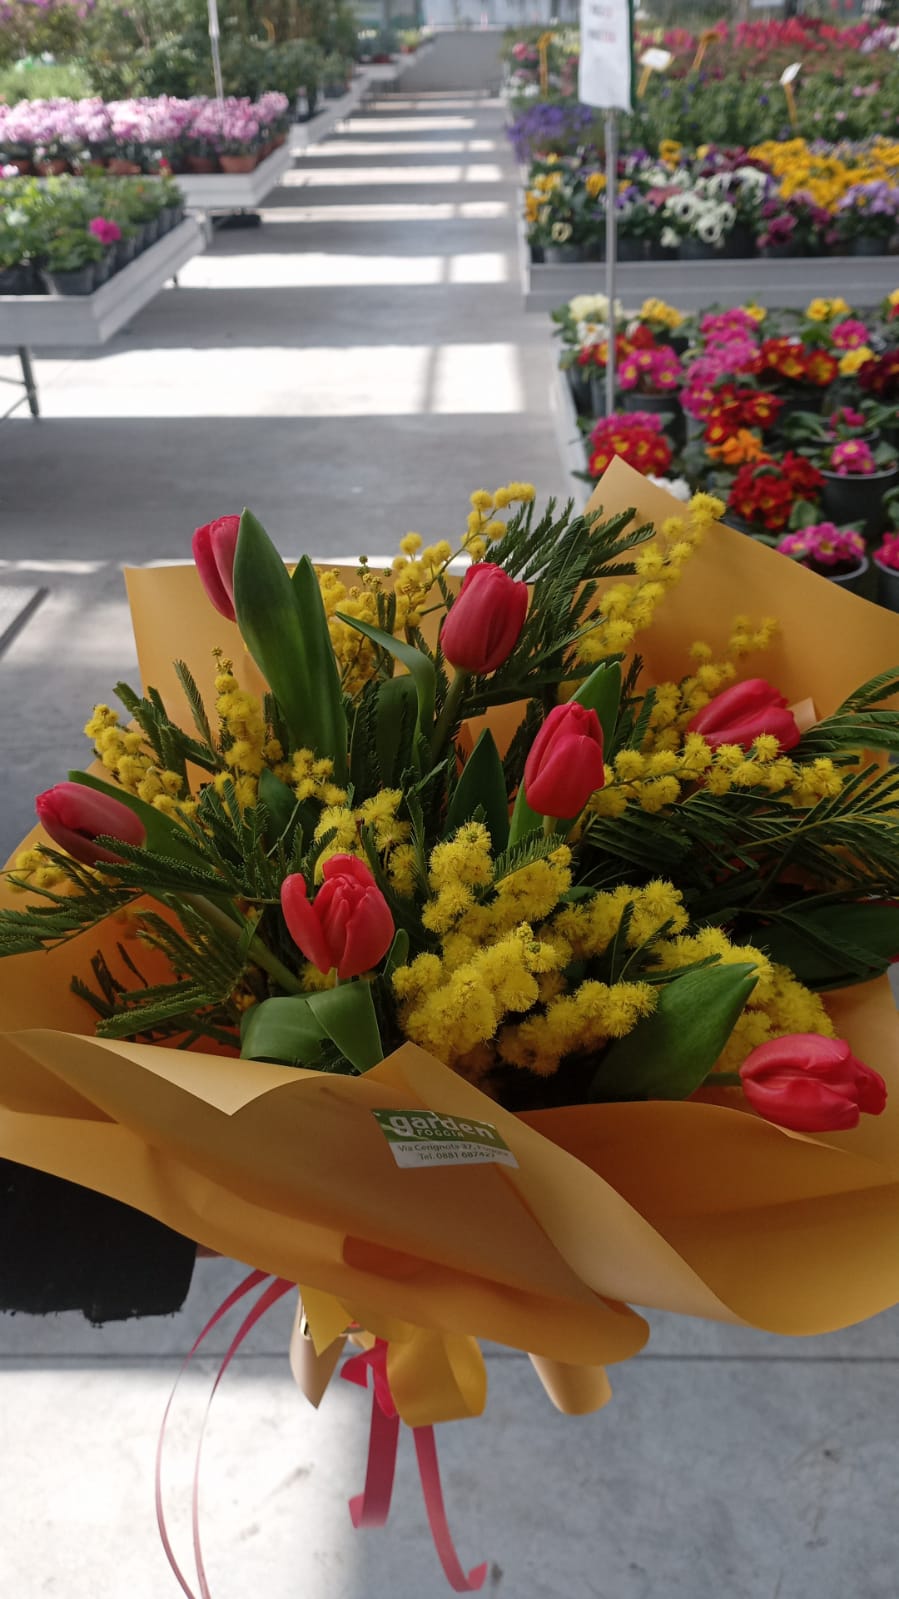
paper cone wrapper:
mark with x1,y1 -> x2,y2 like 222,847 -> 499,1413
3,460 -> 899,1422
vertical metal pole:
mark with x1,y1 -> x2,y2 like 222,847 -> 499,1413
18,346 -> 39,418
604,109 -> 618,418
207,0 -> 225,102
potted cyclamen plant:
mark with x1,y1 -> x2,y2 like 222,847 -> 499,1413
819,438 -> 899,541
777,522 -> 870,598
40,226 -> 103,296
834,183 -> 899,257
217,104 -> 263,174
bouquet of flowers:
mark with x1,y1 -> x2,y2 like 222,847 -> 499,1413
4,463 -> 899,1589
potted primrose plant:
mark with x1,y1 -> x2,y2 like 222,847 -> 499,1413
777,521 -> 870,599
818,438 -> 899,543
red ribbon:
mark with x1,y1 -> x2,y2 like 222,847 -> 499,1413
156,1275 -> 487,1596
340,1340 -> 488,1593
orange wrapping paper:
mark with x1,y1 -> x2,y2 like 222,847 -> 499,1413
3,459 -> 899,1422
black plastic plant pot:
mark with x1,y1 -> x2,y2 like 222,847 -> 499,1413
850,235 -> 890,257
619,388 -> 684,446
721,513 -> 760,536
760,242 -> 806,259
566,365 -> 593,417
589,374 -> 609,418
42,265 -> 96,296
678,237 -> 720,261
0,265 -> 33,295
772,390 -> 825,430
648,241 -> 678,262
721,223 -> 756,259
615,236 -> 645,262
542,244 -> 588,264
821,467 -> 899,542
874,556 -> 899,612
816,555 -> 871,600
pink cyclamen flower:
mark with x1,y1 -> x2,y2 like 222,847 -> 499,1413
88,216 -> 121,245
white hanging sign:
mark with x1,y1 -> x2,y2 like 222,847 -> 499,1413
579,0 -> 635,113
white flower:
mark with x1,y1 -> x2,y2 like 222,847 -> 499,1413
660,227 -> 680,249
717,201 -> 737,228
647,475 -> 691,501
696,214 -> 723,245
551,222 -> 573,243
569,293 -> 609,320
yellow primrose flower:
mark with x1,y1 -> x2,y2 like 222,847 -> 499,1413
839,347 -> 875,377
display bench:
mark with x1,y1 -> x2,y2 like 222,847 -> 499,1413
289,54 -> 429,154
0,216 -> 205,418
551,363 -> 589,497
518,215 -> 899,313
176,141 -> 293,215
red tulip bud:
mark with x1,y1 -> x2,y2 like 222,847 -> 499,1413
739,1033 -> 887,1133
440,563 -> 528,676
281,854 -> 394,980
192,515 -> 241,622
35,781 -> 146,866
523,702 -> 605,819
688,678 -> 801,752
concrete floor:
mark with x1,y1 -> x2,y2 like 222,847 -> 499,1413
2,93 -> 899,1599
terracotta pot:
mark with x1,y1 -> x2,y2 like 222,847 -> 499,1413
4,157 -> 33,176
186,154 -> 218,174
219,153 -> 258,174
34,158 -> 69,177
106,157 -> 142,176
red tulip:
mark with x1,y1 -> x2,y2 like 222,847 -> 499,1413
281,854 -> 394,979
523,702 -> 605,818
35,781 -> 146,866
440,563 -> 528,675
688,678 -> 801,752
192,515 -> 241,622
739,1033 -> 887,1133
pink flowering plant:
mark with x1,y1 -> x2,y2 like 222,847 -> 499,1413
778,522 -> 866,575
618,345 -> 682,395
828,439 -> 898,477
874,531 -> 899,573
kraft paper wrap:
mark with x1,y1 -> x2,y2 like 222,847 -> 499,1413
3,459 -> 899,1425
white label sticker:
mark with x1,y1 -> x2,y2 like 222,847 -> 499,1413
372,1109 -> 518,1170
780,61 -> 802,85
640,47 -> 673,72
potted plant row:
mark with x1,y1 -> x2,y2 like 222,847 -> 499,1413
0,174 -> 186,297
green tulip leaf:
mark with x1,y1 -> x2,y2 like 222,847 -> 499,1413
588,962 -> 758,1102
258,768 -> 300,847
446,728 -> 510,852
572,660 -> 621,749
335,613 -> 436,747
755,902 -> 899,990
240,981 -> 383,1074
233,513 -> 346,780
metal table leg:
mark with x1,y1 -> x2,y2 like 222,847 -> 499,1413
18,346 -> 39,417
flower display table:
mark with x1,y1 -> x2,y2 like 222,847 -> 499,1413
0,217 -> 204,417
176,140 -> 293,214
521,229 -> 899,313
289,56 -> 425,154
